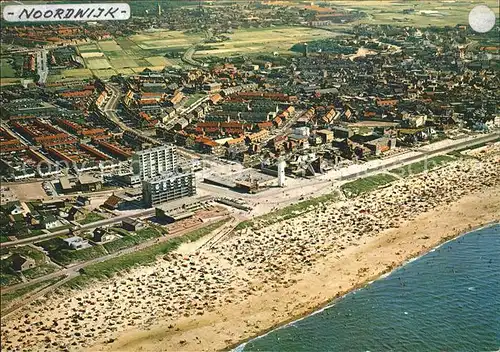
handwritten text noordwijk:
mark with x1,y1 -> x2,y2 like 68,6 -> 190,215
2,3 -> 131,22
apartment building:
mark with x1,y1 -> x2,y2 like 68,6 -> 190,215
132,145 -> 177,180
142,172 -> 196,207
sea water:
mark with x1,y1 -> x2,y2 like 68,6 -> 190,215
241,224 -> 500,352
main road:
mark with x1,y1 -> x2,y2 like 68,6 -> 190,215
36,49 -> 48,84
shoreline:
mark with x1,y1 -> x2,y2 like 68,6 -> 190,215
229,219 -> 500,352
95,185 -> 500,352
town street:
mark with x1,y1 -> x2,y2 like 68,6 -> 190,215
36,49 -> 48,84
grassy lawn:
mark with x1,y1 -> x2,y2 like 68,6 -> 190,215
0,58 -> 16,78
62,219 -> 229,289
0,245 -> 47,268
341,173 -> 398,198
36,237 -> 107,266
109,227 -> 131,236
235,193 -> 340,231
104,226 -> 166,253
78,43 -> 100,53
389,155 -> 454,178
30,229 -> 46,236
134,227 -> 165,241
62,68 -> 93,78
103,236 -> 139,253
92,68 -> 118,79
1,276 -> 62,311
50,245 -> 107,266
185,93 -> 206,106
86,58 -> 112,70
80,212 -> 106,225
35,237 -> 66,252
22,264 -> 58,280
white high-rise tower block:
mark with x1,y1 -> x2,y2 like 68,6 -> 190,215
132,145 -> 177,181
277,160 -> 286,187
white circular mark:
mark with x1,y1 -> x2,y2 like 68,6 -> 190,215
468,5 -> 496,33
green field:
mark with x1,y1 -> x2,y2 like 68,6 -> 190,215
389,155 -> 455,178
9,28 -> 192,82
146,56 -> 171,66
341,173 -> 398,197
327,0 -> 499,27
79,212 -> 106,225
46,67 -> 95,83
130,30 -> 202,50
115,68 -> 136,75
63,219 -> 229,289
0,77 -> 22,86
77,43 -> 100,53
115,37 -> 141,50
50,245 -> 107,266
109,57 -> 139,68
86,58 -> 112,70
98,40 -> 122,52
92,68 -> 118,79
22,264 -> 58,280
0,58 -> 16,78
194,26 -> 341,57
62,68 -> 93,78
185,93 -> 206,106
103,227 -> 164,253
62,31 -> 199,78
36,237 -> 107,265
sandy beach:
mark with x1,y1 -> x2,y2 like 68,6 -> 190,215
1,147 -> 498,352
